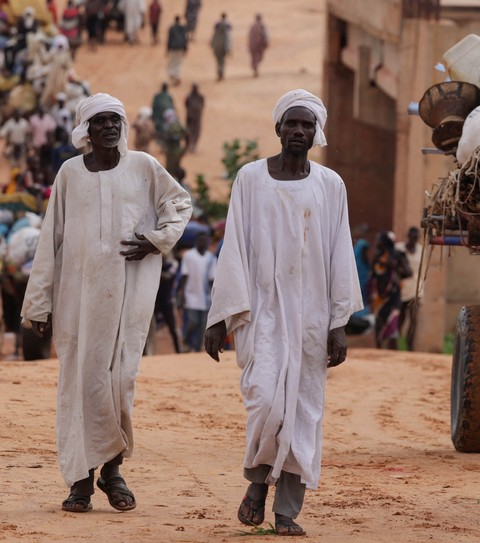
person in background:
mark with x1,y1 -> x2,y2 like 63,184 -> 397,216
210,13 -> 232,81
166,15 -> 188,86
148,0 -> 162,44
248,14 -> 268,77
152,81 -> 175,147
353,238 -> 371,317
59,0 -> 83,59
396,226 -> 423,351
162,108 -> 187,176
177,232 -> 216,352
120,0 -> 144,45
4,7 -> 39,73
28,105 -> 57,185
84,0 -> 100,51
154,254 -> 181,353
184,0 -> 201,40
344,237 -> 374,336
50,92 -> 73,136
185,83 -> 204,152
0,108 -> 29,170
132,106 -> 155,153
51,126 -> 78,175
369,231 -> 411,350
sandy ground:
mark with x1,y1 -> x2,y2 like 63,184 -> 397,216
2,1 -> 480,542
2,350 -> 480,543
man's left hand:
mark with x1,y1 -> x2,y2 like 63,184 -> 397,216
120,233 -> 158,261
327,326 -> 347,368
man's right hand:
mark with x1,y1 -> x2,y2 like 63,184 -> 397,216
31,319 -> 51,338
204,320 -> 227,362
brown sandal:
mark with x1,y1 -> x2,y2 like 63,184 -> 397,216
97,475 -> 136,511
61,493 -> 92,513
237,494 -> 266,526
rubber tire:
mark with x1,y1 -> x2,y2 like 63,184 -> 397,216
22,327 -> 52,361
451,305 -> 480,452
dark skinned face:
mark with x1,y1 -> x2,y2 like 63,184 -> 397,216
275,107 -> 316,154
87,111 -> 122,149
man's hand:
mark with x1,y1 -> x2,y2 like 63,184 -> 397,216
327,326 -> 347,368
31,318 -> 51,338
204,320 -> 227,362
120,233 -> 157,261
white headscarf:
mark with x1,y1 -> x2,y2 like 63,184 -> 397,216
138,106 -> 153,120
71,93 -> 129,155
272,89 -> 327,147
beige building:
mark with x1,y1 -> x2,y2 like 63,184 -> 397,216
324,0 -> 480,351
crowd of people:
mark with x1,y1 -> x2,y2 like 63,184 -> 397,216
351,225 -> 424,351
164,9 -> 268,83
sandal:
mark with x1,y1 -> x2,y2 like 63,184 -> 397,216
275,517 -> 306,536
61,493 -> 92,513
96,475 -> 136,511
237,494 -> 266,526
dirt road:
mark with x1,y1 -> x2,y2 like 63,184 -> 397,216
1,350 -> 479,543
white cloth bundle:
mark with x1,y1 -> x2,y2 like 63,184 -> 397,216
457,105 -> 480,165
71,92 -> 129,155
272,88 -> 327,147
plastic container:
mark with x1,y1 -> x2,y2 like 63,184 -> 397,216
443,34 -> 480,87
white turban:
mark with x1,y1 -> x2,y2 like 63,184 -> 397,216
71,93 -> 129,155
138,106 -> 152,119
272,89 -> 327,147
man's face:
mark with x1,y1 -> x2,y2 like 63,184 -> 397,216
196,234 -> 209,253
276,107 -> 316,154
408,229 -> 419,245
88,111 -> 122,149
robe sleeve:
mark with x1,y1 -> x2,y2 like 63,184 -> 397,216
329,181 -> 364,330
144,160 -> 192,256
206,175 -> 251,333
21,170 -> 66,324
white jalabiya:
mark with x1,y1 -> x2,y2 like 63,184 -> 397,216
120,0 -> 145,42
207,159 -> 362,489
21,151 -> 192,487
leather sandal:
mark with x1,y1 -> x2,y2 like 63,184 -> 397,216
61,492 -> 92,513
237,494 -> 266,526
97,475 -> 136,511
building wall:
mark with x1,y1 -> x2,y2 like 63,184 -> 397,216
324,16 -> 396,238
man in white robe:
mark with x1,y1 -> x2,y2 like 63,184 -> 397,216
120,0 -> 145,44
21,93 -> 192,513
204,89 -> 362,536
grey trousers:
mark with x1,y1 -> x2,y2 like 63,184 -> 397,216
244,464 -> 306,519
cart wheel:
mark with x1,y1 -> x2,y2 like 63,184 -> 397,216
451,305 -> 480,452
22,327 -> 52,361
